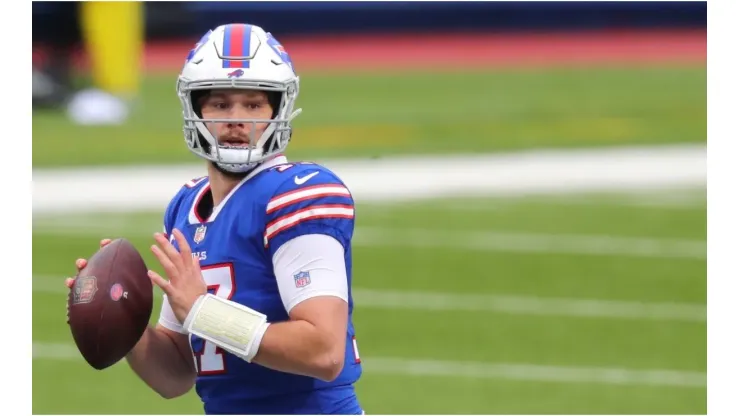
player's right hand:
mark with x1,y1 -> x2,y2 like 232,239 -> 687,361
64,239 -> 112,289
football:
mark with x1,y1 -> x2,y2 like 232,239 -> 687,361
67,238 -> 153,370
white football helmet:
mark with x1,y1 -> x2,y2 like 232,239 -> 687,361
177,23 -> 302,173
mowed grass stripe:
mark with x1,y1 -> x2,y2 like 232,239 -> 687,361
34,275 -> 705,322
353,228 -> 705,260
32,218 -> 705,260
32,342 -> 705,388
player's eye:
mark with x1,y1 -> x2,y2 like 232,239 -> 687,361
204,99 -> 229,110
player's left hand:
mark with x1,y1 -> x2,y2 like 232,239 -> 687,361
147,229 -> 207,324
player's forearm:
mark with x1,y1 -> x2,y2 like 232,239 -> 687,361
252,320 -> 345,382
126,325 -> 196,398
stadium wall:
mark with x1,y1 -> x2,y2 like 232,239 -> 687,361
32,1 -> 707,42
148,1 -> 708,38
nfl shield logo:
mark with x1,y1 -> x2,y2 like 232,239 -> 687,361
194,225 -> 207,244
73,276 -> 98,305
109,283 -> 124,302
294,271 -> 311,288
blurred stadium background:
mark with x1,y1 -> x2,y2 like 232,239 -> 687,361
32,1 -> 707,414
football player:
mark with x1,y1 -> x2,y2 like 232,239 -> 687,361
65,23 -> 364,415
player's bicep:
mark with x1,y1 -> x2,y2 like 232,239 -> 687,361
272,234 -> 349,314
289,296 -> 349,343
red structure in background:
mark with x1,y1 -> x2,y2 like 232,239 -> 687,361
33,29 -> 705,74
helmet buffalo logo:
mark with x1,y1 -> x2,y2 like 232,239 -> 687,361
227,69 -> 245,78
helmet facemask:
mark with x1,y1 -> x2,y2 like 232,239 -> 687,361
178,77 -> 301,173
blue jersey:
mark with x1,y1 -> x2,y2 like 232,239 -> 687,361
163,158 -> 363,415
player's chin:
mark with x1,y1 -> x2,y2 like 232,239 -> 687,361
210,161 -> 251,179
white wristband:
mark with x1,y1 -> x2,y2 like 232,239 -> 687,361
184,294 -> 270,362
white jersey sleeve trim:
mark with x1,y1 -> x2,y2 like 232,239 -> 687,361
157,294 -> 188,334
272,233 -> 349,313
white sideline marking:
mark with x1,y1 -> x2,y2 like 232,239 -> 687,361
31,342 -> 705,388
32,144 -> 706,214
34,276 -> 704,322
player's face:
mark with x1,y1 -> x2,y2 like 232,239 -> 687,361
200,89 -> 274,147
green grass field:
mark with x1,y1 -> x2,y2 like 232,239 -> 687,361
32,191 -> 706,414
32,67 -> 706,167
33,65 -> 706,414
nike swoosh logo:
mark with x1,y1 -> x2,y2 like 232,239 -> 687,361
294,171 -> 319,185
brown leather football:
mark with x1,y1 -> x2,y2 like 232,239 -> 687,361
67,238 -> 153,370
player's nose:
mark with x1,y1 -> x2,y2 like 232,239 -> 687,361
225,107 -> 252,129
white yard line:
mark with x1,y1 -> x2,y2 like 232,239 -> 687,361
353,228 -> 706,259
352,289 -> 706,322
363,357 -> 706,388
422,191 -> 707,211
33,275 -> 705,322
31,342 -> 705,388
